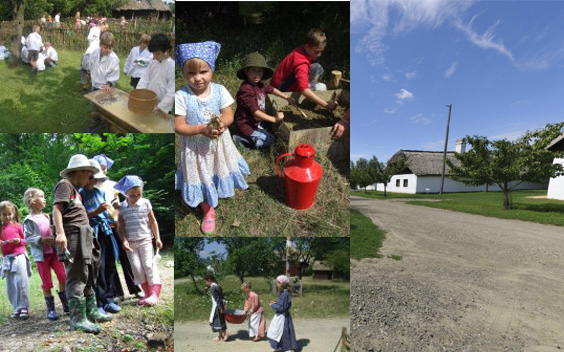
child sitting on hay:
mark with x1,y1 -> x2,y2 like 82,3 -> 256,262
232,52 -> 295,149
271,28 -> 337,112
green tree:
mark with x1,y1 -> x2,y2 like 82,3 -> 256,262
447,123 -> 564,210
352,158 -> 372,193
174,238 -> 205,294
379,156 -> 410,197
217,238 -> 279,283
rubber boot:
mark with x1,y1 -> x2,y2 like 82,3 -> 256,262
200,202 -> 216,235
68,297 -> 100,334
45,296 -> 59,321
85,294 -> 112,323
138,282 -> 151,305
143,284 -> 161,306
57,291 -> 69,314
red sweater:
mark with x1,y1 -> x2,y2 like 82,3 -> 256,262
271,47 -> 311,92
234,81 -> 274,136
1,223 -> 27,256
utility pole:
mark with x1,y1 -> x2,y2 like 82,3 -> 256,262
440,104 -> 452,195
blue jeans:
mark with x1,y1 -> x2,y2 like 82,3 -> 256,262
250,128 -> 274,149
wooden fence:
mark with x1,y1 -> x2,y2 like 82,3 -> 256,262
0,18 -> 174,57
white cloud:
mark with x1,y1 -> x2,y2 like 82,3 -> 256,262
405,71 -> 417,80
382,73 -> 393,82
362,119 -> 380,126
384,107 -> 397,114
444,62 -> 458,78
453,16 -> 514,61
510,100 -> 530,106
410,113 -> 432,124
395,88 -> 414,104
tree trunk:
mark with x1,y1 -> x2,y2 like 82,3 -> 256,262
9,0 -> 26,67
190,274 -> 202,295
502,182 -> 510,210
384,185 -> 387,197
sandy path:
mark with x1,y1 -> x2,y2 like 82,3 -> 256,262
351,196 -> 564,352
175,318 -> 350,351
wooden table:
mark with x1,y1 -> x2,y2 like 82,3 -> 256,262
84,89 -> 174,133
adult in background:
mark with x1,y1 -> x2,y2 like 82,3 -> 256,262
75,12 -> 82,32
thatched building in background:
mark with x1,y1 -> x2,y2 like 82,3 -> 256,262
312,261 -> 333,280
113,0 -> 172,20
372,138 -> 547,194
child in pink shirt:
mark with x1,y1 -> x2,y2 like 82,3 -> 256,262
0,201 -> 31,319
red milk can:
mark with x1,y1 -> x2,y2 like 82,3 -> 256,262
275,144 -> 323,210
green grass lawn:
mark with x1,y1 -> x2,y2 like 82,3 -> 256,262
353,189 -> 564,226
0,49 -> 133,132
350,208 -> 386,260
175,275 -> 350,322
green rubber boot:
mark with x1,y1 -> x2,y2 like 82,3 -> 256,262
68,297 -> 101,334
85,294 -> 112,323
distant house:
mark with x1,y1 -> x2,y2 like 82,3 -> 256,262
312,261 -> 333,280
546,133 -> 564,200
113,0 -> 172,20
373,138 -> 547,194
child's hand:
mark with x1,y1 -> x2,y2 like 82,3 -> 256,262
331,118 -> 349,139
41,236 -> 55,246
216,122 -> 226,135
276,112 -> 284,122
325,101 -> 338,111
201,125 -> 218,139
155,239 -> 163,249
122,239 -> 133,252
101,84 -> 112,93
287,97 -> 297,106
96,202 -> 108,213
270,300 -> 276,306
11,238 -> 20,245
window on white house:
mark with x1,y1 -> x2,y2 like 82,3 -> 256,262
396,179 -> 400,187
403,179 -> 408,187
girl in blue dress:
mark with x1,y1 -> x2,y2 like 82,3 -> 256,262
267,275 -> 299,351
174,41 -> 250,235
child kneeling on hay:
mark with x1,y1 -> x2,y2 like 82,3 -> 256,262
53,154 -> 112,334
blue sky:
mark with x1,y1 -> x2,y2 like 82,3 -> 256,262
351,0 -> 564,162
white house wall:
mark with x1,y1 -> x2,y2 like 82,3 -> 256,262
374,175 -> 547,194
547,158 -> 564,200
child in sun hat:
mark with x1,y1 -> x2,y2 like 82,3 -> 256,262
93,154 -> 143,299
232,52 -> 295,149
174,41 -> 250,235
23,188 -> 68,321
115,175 -> 162,306
80,159 -> 122,315
53,154 -> 112,334
267,275 -> 298,351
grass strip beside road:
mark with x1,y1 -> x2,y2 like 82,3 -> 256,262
350,208 -> 385,260
353,190 -> 564,227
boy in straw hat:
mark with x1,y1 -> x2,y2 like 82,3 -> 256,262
53,154 -> 112,334
233,52 -> 295,149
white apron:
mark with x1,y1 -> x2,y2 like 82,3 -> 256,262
267,313 -> 285,342
209,283 -> 218,324
248,311 -> 261,337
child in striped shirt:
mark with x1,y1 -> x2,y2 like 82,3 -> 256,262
114,176 -> 162,306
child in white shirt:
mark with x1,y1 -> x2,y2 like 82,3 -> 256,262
43,42 -> 58,67
124,34 -> 153,89
26,25 -> 43,74
137,33 -> 174,114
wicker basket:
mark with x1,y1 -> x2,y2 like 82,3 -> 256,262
128,89 -> 157,113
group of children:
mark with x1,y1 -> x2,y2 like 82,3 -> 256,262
204,274 -> 298,351
175,28 -> 344,235
80,19 -> 175,123
0,154 -> 163,334
20,25 -> 59,73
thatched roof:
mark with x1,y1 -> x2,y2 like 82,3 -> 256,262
547,133 -> 564,152
114,0 -> 171,12
312,261 -> 333,271
389,150 -> 462,176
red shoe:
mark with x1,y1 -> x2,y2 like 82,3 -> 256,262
200,202 -> 216,235
138,282 -> 150,305
143,284 -> 161,306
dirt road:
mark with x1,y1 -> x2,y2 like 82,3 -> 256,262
351,196 -> 564,352
175,318 -> 350,351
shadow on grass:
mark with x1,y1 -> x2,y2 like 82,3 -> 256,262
256,175 -> 286,205
513,203 -> 564,213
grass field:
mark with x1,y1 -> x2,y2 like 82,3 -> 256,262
350,208 -> 386,260
0,49 -> 133,132
175,275 -> 350,322
353,189 -> 564,226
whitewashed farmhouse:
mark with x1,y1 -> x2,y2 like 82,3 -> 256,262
374,138 -> 547,194
546,133 -> 564,200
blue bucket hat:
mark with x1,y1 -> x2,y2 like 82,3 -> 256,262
115,175 -> 144,195
175,41 -> 221,72
93,154 -> 114,169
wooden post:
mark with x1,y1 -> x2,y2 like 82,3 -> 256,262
331,70 -> 342,88
440,104 -> 452,195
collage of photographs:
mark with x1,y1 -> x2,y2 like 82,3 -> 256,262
1,0 -> 564,352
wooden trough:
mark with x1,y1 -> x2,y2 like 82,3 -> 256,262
267,88 -> 350,176
85,89 -> 174,133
